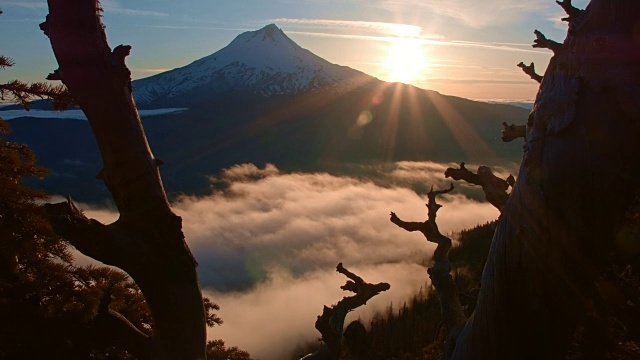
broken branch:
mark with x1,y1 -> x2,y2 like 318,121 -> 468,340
444,163 -> 512,211
307,264 -> 390,360
517,62 -> 543,83
556,0 -> 583,22
501,122 -> 526,142
533,30 -> 562,53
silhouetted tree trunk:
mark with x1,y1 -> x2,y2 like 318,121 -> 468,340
460,1 -> 640,358
396,1 -> 640,359
40,1 -> 206,359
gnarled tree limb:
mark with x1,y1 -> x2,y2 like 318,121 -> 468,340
501,122 -> 526,142
444,163 -> 512,211
517,62 -> 543,83
533,30 -> 562,53
303,263 -> 390,360
390,185 -> 466,358
40,1 -> 205,359
557,0 -> 583,22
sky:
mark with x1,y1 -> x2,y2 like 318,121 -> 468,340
0,0 -> 589,101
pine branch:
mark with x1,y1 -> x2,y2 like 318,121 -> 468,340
0,55 -> 15,69
0,80 -> 72,110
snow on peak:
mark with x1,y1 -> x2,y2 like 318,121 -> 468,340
132,24 -> 373,106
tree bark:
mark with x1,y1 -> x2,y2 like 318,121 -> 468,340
40,1 -> 206,359
448,1 -> 640,359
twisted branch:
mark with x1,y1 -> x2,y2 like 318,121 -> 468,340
444,163 -> 512,211
517,62 -> 543,83
533,30 -> 562,53
501,122 -> 526,142
305,263 -> 390,360
390,185 -> 466,358
556,0 -> 583,22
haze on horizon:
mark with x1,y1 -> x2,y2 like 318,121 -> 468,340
1,0 -> 589,101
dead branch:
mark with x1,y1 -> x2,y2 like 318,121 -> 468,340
556,0 -> 583,22
444,163 -> 512,211
533,30 -> 562,53
517,62 -> 543,83
306,264 -> 390,360
390,185 -> 466,358
501,122 -> 526,142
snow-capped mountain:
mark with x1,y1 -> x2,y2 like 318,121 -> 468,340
132,24 -> 374,107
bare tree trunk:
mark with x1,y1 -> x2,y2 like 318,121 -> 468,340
40,1 -> 206,359
450,1 -> 640,359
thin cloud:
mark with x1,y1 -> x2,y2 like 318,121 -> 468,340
100,0 -> 168,17
422,78 -> 535,85
270,18 -> 437,38
287,30 -> 547,55
376,0 -> 549,28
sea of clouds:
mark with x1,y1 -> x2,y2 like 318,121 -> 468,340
74,161 -> 504,360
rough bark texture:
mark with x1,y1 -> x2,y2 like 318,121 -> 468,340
390,184 -> 467,358
40,1 -> 206,359
449,1 -> 640,359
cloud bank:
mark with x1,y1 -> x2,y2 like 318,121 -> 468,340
73,162 -> 500,360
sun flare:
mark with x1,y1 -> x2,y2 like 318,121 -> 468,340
385,40 -> 427,84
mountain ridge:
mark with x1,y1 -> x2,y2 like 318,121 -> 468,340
132,24 -> 376,108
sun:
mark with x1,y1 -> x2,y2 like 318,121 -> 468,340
385,40 -> 428,84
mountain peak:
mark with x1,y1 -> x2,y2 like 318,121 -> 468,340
233,23 -> 297,50
256,23 -> 282,41
132,25 -> 375,106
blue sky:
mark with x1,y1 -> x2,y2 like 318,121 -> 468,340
0,0 -> 589,100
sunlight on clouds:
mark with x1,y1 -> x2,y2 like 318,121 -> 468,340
62,163 -> 499,360
205,263 -> 427,360
270,18 -> 433,38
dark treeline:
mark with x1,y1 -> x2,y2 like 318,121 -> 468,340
363,222 -> 494,360
332,219 -> 640,360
